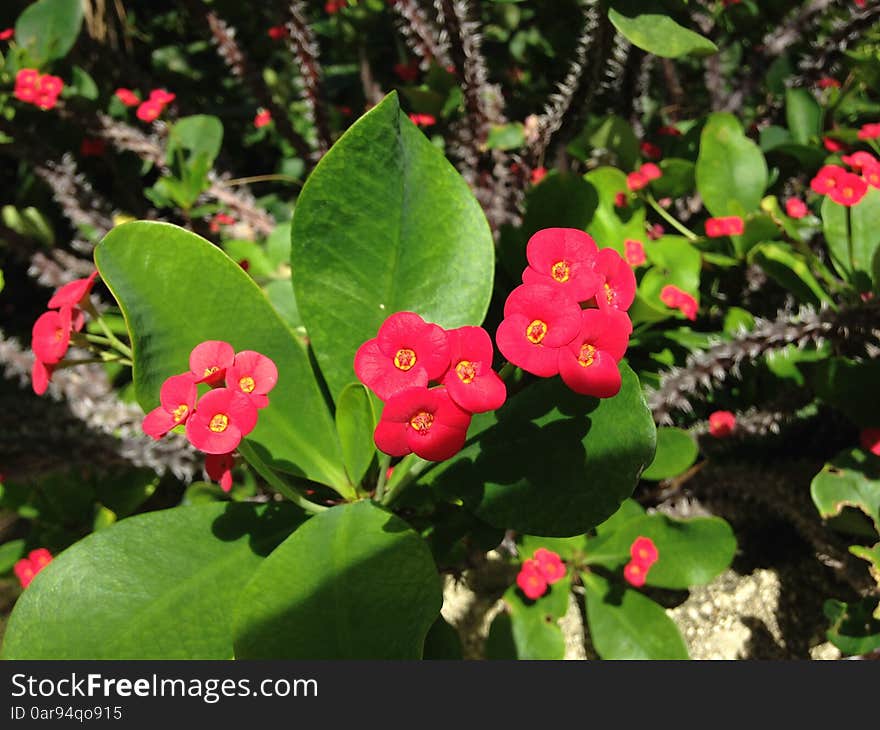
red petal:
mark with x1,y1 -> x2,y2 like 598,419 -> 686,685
31,359 -> 52,395
226,350 -> 279,396
47,271 -> 98,310
159,373 -> 197,414
406,421 -> 468,461
558,348 -> 622,398
354,339 -> 429,400
496,314 -> 561,377
142,407 -> 176,439
189,340 -> 235,384
374,419 -> 411,457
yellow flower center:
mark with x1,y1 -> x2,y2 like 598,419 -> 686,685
172,404 -> 189,423
204,365 -> 219,378
551,260 -> 571,283
604,283 -> 615,305
526,319 -> 548,344
54,327 -> 64,342
209,413 -> 229,433
393,348 -> 417,371
455,360 -> 476,384
409,411 -> 434,432
578,344 -> 596,368
239,375 -> 256,393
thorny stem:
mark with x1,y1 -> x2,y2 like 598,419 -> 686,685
645,193 -> 699,242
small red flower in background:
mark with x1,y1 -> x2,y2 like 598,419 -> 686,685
660,285 -> 698,321
254,109 -> 272,128
630,536 -> 659,567
190,340 -> 235,385
533,548 -> 567,584
785,198 -> 808,219
823,136 -> 846,153
15,69 -> 63,110
149,89 -> 176,106
373,386 -> 471,461
647,223 -> 664,240
811,164 -> 844,195
516,559 -> 548,600
841,151 -> 877,171
394,59 -> 420,83
186,388 -> 259,454
863,164 -> 880,189
626,162 -> 662,191
859,428 -> 880,457
441,326 -> 506,414
530,166 -> 547,185
857,123 -> 880,140
593,248 -> 637,314
325,0 -> 347,13
226,350 -> 279,409
624,239 -> 646,267
521,228 -> 602,302
210,212 -> 236,233
496,284 -> 582,377
558,309 -> 631,398
0,28 -> 14,41
14,549 -> 53,589
640,141 -> 662,160
408,113 -> 436,128
80,138 -> 106,157
705,216 -> 744,237
709,410 -> 736,438
136,101 -> 163,123
355,311 -> 450,400
206,452 -> 235,492
115,88 -> 140,107
817,77 -> 841,89
268,25 -> 287,40
657,125 -> 681,136
614,191 -> 628,208
623,561 -> 648,587
142,373 -> 198,439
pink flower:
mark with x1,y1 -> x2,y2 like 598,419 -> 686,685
521,228 -> 602,302
823,136 -> 846,153
0,28 -> 13,41
373,386 -> 471,461
630,536 -> 659,568
206,452 -> 235,492
533,548 -> 567,584
640,141 -> 662,160
624,239 -> 646,267
593,248 -> 637,313
530,166 -> 547,184
14,548 -> 53,589
190,340 -> 236,385
268,25 -> 287,40
516,559 -> 548,600
115,88 -> 140,106
829,172 -> 868,206
142,373 -> 198,440
408,113 -> 436,127
440,326 -> 506,414
148,89 -> 176,106
136,101 -> 163,122
225,350 -> 278,409
32,308 -> 72,365
48,271 -> 98,310
857,123 -> 880,140
623,561 -> 647,587
709,410 -> 736,438
647,223 -> 664,240
355,312 -> 450,401
31,359 -> 53,396
705,216 -> 744,237
785,198 -> 808,219
859,427 -> 880,457
660,285 -> 698,321
185,388 -> 259,454
254,109 -> 272,128
558,309 -> 631,398
841,151 -> 877,172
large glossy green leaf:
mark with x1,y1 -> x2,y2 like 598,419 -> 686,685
747,242 -> 832,305
486,578 -> 571,660
584,167 -> 647,254
696,114 -> 768,218
425,363 -> 656,536
1,504 -> 305,659
583,513 -> 736,589
786,88 -> 823,145
335,383 -> 377,487
15,0 -> 83,64
232,501 -> 442,659
95,221 -> 346,489
290,92 -> 494,400
582,572 -> 688,659
642,427 -> 698,481
166,115 -> 224,167
823,188 -> 880,288
811,449 -> 880,533
608,1 -> 717,58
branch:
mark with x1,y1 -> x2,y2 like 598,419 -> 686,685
391,0 -> 450,68
287,1 -> 332,156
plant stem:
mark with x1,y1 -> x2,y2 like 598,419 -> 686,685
222,174 -> 302,187
381,457 -> 431,507
83,302 -> 133,359
498,362 -> 516,382
374,453 -> 392,503
645,193 -> 699,242
237,441 -> 328,515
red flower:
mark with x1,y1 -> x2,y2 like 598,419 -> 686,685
647,223 -> 664,240
624,239 -> 646,267
0,28 -> 13,41
14,548 -> 53,589
14,69 -> 40,103
206,452 -> 235,492
828,172 -> 868,206
190,340 -> 235,385
641,163 -> 661,181
209,212 -> 236,232
225,350 -> 278,409
136,101 -> 163,123
626,171 -> 648,191
614,191 -> 628,208
142,373 -> 198,440
373,386 -> 471,462
623,560 -> 647,588
48,271 -> 98,310
823,136 -> 846,153
530,166 -> 547,184
859,428 -> 880,457
496,284 -> 582,377
660,285 -> 698,321
393,59 -> 420,82
32,308 -> 72,365
785,198 -> 808,219
355,312 -> 450,400
630,536 -> 659,568
325,0 -> 347,13
657,125 -> 681,136
115,88 -> 140,107
858,123 -> 880,140
705,216 -> 744,237
408,113 -> 436,128
640,141 -> 662,160
862,163 -> 880,189
811,165 -> 845,195
268,25 -> 287,40
533,548 -> 567,584
31,359 -> 53,396
521,228 -> 602,302
817,77 -> 841,89
558,309 -> 630,398
186,388 -> 259,454
440,326 -> 506,414
254,109 -> 272,128
593,248 -> 637,313
708,410 -> 736,438
841,151 -> 877,171
516,559 -> 548,600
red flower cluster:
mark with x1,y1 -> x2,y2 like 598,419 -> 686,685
516,548 -> 566,600
660,285 -> 698,321
30,272 -> 99,395
624,239 -> 646,267
14,69 -> 64,110
709,410 -> 736,438
704,216 -> 744,238
857,123 -> 880,141
496,229 -> 634,398
785,198 -> 808,219
254,109 -> 272,129
811,162 -> 873,207
267,25 -> 287,40
142,341 -> 278,491
408,113 -> 436,128
356,313 -> 506,462
14,548 -> 53,589
136,89 -> 175,122
859,428 -> 880,457
626,162 -> 662,192
623,536 -> 658,588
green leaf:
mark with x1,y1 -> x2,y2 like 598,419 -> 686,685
425,363 -> 656,536
1,504 -> 305,659
233,501 -> 442,659
811,448 -> 880,533
584,167 -> 647,254
335,383 -> 378,487
642,427 -> 698,481
747,242 -> 832,305
95,221 -> 346,489
423,617 -> 463,659
569,116 -> 640,171
0,539 -> 26,574
824,598 -> 880,656
805,359 -> 880,429
15,0 -> 83,64
485,122 -> 526,151
608,1 -> 717,59
584,513 -> 737,589
487,579 -> 571,660
785,88 -> 823,145
596,498 -> 646,536
696,113 -> 768,218
166,115 -> 224,169
849,188 -> 880,289
821,195 -> 850,280
582,572 -> 689,659
652,158 -> 696,199
290,92 -> 494,400
70,66 -> 98,100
